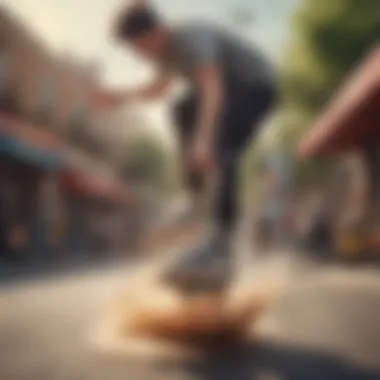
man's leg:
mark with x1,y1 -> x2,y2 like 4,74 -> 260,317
214,152 -> 240,235
164,85 -> 277,293
172,93 -> 210,222
183,169 -> 209,220
206,84 -> 278,281
162,138 -> 241,293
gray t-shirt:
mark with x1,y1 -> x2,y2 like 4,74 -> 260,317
163,22 -> 276,89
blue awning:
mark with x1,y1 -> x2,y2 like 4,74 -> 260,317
0,134 -> 63,171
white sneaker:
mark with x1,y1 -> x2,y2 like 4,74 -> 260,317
162,227 -> 234,294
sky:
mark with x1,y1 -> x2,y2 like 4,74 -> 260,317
6,0 -> 299,141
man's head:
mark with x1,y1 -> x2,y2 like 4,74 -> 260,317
114,4 -> 169,61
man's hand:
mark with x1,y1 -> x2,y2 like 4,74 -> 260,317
94,90 -> 128,110
190,65 -> 224,175
188,135 -> 217,174
94,73 -> 172,110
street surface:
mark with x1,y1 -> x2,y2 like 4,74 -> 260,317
1,254 -> 380,380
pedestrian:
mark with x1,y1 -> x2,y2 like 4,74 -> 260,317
98,1 -> 278,293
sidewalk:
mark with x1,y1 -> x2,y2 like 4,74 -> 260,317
0,228 -> 200,286
0,253 -> 137,285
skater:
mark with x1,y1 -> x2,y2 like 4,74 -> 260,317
98,2 -> 277,293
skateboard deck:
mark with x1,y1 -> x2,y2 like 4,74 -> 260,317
90,252 -> 287,360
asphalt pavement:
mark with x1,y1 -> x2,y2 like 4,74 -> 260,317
0,254 -> 380,380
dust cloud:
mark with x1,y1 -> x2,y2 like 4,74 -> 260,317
89,252 -> 292,361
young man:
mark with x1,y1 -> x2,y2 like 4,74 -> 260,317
101,3 -> 277,293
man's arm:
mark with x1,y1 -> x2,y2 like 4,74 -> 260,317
98,72 -> 173,108
182,27 -> 225,171
127,72 -> 173,102
193,65 -> 224,146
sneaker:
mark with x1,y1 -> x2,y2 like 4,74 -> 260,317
162,229 -> 234,294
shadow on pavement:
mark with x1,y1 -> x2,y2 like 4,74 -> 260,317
168,341 -> 380,380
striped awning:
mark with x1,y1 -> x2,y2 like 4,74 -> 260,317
0,114 -> 63,171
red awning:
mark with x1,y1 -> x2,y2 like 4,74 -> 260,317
0,112 -> 61,150
299,47 -> 380,158
62,170 -> 134,204
0,113 -> 63,170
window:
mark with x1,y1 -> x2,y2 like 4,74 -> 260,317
366,149 -> 380,217
69,103 -> 89,144
0,43 -> 19,114
72,103 -> 87,130
36,73 -> 59,122
69,103 -> 105,156
0,44 -> 8,94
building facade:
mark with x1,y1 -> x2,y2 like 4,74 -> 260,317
0,6 -> 136,266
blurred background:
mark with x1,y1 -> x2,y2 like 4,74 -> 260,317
1,0 -> 379,272
1,0 -> 380,379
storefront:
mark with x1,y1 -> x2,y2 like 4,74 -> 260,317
255,151 -> 294,249
299,46 -> 380,259
61,167 -> 134,257
0,114 -> 63,264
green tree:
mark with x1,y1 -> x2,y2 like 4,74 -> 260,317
286,0 -> 379,109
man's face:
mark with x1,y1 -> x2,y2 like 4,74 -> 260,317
128,28 -> 167,61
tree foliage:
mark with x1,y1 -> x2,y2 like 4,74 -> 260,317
286,0 -> 379,107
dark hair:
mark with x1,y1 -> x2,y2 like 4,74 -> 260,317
114,6 -> 160,41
